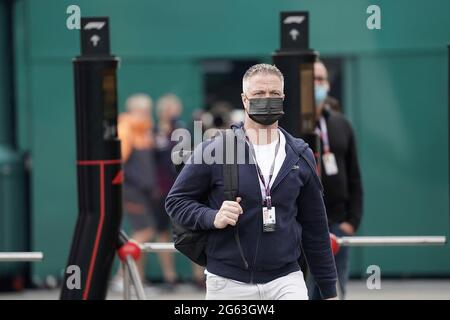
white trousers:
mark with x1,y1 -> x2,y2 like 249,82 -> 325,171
205,270 -> 309,300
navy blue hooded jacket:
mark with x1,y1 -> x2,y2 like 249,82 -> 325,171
165,122 -> 337,299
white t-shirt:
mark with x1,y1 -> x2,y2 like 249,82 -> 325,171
251,129 -> 287,199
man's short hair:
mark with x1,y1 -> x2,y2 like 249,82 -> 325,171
125,93 -> 153,112
156,93 -> 182,116
314,58 -> 327,70
242,63 -> 284,93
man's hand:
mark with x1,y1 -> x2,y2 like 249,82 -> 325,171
339,222 -> 355,235
214,197 -> 243,229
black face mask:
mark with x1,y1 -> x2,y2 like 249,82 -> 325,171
247,97 -> 284,125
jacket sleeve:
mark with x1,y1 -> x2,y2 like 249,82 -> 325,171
165,142 -> 218,231
344,122 -> 364,231
297,148 -> 338,299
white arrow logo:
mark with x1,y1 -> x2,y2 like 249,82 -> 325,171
283,16 -> 305,24
90,35 -> 100,46
84,21 -> 105,30
289,29 -> 299,41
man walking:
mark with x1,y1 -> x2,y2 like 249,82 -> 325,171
166,64 -> 337,300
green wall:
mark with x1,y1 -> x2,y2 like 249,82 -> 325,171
10,0 -> 450,280
0,0 -> 28,279
0,0 -> 12,144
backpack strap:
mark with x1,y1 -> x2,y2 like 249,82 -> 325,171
222,129 -> 239,201
220,129 -> 249,270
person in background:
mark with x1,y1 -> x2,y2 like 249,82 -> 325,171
155,94 -> 205,290
307,60 -> 364,299
324,96 -> 341,113
111,93 -> 158,290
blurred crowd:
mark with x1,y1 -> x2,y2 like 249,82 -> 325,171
109,61 -> 361,301
110,93 -> 243,293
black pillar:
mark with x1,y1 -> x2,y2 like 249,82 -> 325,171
272,12 -> 321,174
60,17 -> 122,300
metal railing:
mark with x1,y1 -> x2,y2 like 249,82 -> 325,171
337,236 -> 446,246
0,252 -> 44,262
122,255 -> 146,300
119,235 -> 447,300
140,242 -> 175,253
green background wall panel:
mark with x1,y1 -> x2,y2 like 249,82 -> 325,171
350,52 -> 449,275
30,62 -> 77,276
27,0 -> 450,60
7,0 -> 448,280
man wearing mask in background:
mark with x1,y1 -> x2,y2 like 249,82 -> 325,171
308,60 -> 364,299
166,64 -> 337,300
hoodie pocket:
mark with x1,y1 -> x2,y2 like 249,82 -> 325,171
254,222 -> 301,271
207,227 -> 245,268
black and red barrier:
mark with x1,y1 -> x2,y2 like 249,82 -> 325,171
116,231 -> 146,300
60,17 -> 122,300
329,233 -> 340,256
117,233 -> 142,263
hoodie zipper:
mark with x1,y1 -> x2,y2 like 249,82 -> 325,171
235,223 -> 249,270
249,163 -> 265,284
250,213 -> 262,284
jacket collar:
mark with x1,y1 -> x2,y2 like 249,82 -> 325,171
231,121 -> 309,156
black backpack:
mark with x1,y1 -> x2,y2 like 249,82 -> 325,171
171,129 -> 247,267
